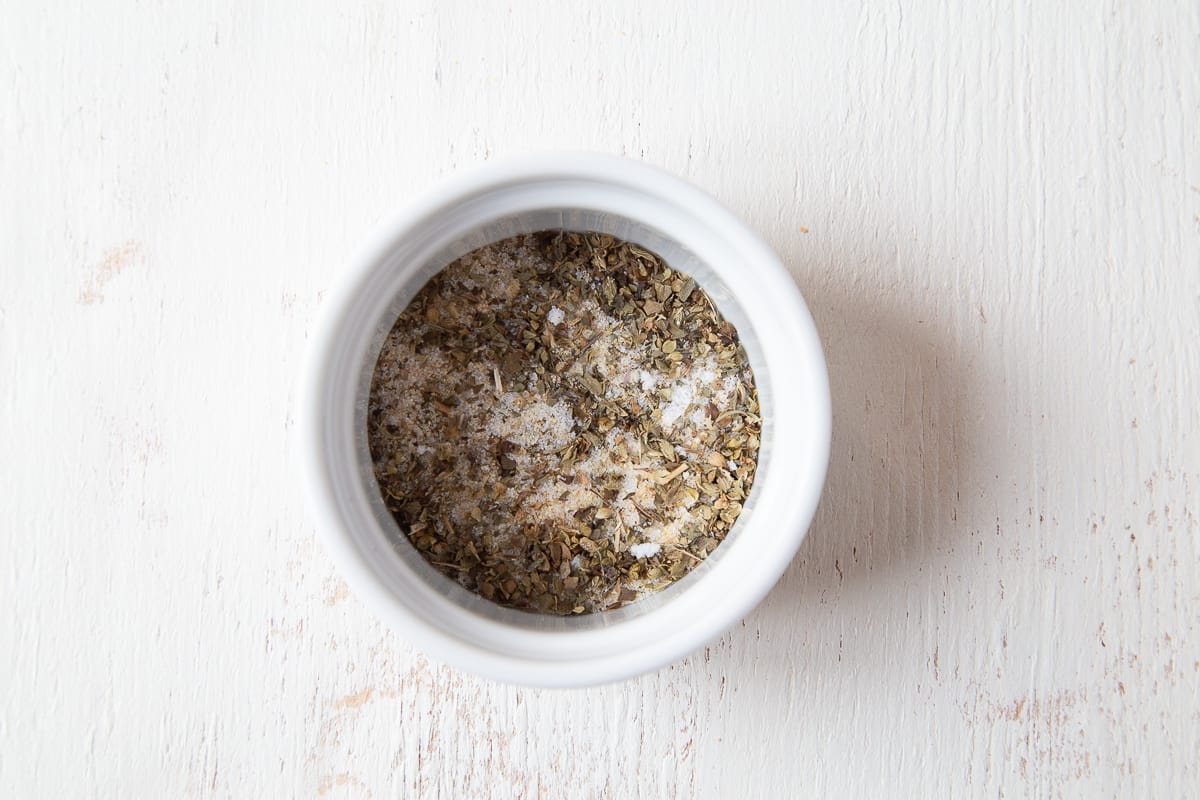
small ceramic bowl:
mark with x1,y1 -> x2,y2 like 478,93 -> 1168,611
300,153 -> 830,687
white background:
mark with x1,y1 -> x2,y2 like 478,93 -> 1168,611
2,1 -> 1198,797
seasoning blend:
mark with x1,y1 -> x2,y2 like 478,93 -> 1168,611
367,231 -> 760,614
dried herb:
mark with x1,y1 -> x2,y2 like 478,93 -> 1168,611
367,231 -> 761,615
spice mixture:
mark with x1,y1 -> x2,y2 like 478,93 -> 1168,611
367,231 -> 761,614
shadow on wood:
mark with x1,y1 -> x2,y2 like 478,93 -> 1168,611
758,278 -> 989,625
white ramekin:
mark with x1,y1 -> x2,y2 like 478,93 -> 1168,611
300,153 -> 830,687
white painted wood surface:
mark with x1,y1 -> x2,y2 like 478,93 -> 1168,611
3,1 -> 1198,796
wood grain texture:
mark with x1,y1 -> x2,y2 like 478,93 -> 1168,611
2,1 -> 1197,797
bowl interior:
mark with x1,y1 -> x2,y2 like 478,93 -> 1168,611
353,207 -> 775,632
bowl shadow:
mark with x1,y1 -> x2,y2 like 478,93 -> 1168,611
759,278 -> 987,617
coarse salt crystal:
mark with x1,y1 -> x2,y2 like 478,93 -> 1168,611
547,306 -> 565,325
660,383 -> 694,426
486,393 -> 576,450
629,542 -> 662,559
